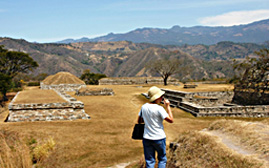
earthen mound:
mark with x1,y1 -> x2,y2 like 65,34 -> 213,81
42,72 -> 85,85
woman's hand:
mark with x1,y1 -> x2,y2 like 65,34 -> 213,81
164,98 -> 173,123
163,98 -> 170,106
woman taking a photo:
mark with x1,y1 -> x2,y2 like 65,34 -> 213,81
137,86 -> 174,168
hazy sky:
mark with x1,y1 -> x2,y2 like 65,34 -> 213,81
0,0 -> 268,43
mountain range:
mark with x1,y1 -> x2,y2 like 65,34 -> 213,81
0,38 -> 266,81
58,19 -> 269,45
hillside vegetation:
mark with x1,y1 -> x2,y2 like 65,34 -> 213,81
0,38 -> 265,80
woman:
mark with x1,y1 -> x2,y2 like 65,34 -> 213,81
137,86 -> 173,168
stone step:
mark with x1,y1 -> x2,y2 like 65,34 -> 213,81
164,95 -> 184,102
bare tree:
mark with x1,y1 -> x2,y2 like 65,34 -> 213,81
146,59 -> 181,85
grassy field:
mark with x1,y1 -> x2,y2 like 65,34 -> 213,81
13,89 -> 67,104
0,84 -> 267,168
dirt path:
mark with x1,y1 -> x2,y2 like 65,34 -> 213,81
202,129 -> 269,167
108,162 -> 131,168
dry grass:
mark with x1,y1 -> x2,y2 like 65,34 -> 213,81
167,131 -> 264,168
0,84 -> 266,167
0,106 -> 9,122
0,129 -> 32,168
13,89 -> 67,104
32,137 -> 56,164
208,120 -> 269,158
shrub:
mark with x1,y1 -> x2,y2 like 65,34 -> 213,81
32,137 -> 55,164
27,81 -> 40,86
80,69 -> 107,85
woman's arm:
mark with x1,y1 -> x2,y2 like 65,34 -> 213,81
137,116 -> 144,124
164,99 -> 174,123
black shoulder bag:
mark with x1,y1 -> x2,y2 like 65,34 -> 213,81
131,111 -> 145,140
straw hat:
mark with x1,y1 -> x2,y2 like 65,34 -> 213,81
148,86 -> 165,102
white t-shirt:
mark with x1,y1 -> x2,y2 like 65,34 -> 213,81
138,103 -> 168,140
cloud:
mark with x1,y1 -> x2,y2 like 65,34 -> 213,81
199,10 -> 269,26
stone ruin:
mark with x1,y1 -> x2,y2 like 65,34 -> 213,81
99,77 -> 180,85
40,72 -> 86,92
7,90 -> 90,122
142,89 -> 269,117
7,72 -> 90,122
76,87 -> 114,96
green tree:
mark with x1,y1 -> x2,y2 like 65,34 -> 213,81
0,73 -> 12,101
146,59 -> 181,85
80,69 -> 107,85
0,46 -> 38,78
0,45 -> 38,101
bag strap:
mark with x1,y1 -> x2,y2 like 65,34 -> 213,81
138,110 -> 143,123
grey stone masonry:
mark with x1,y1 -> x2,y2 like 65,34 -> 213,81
142,88 -> 269,117
99,77 -> 180,85
179,101 -> 269,117
161,89 -> 234,107
40,83 -> 86,92
7,90 -> 90,122
76,88 -> 114,96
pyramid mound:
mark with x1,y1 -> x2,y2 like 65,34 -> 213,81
42,72 -> 85,85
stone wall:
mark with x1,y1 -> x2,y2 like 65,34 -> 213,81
76,88 -> 114,96
7,90 -> 90,122
8,105 -> 89,122
161,89 -> 234,107
187,91 -> 234,107
99,77 -> 179,85
232,91 -> 269,105
179,101 -> 269,117
40,82 -> 86,92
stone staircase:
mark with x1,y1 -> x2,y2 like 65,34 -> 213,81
142,89 -> 188,108
161,89 -> 186,108
142,88 -> 269,117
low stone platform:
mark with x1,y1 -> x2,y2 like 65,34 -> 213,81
41,83 -> 86,92
40,71 -> 86,92
183,84 -> 197,88
142,88 -> 269,117
7,90 -> 90,122
179,101 -> 269,117
99,77 -> 180,85
76,88 -> 114,96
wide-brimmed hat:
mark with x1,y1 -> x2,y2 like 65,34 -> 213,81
148,86 -> 165,102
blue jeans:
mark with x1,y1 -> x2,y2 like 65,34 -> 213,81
143,138 -> 167,168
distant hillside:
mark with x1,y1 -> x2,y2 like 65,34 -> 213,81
0,38 -> 266,80
171,41 -> 263,60
58,19 -> 269,45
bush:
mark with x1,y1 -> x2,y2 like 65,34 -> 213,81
27,81 -> 40,86
80,69 -> 107,85
32,137 -> 55,164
